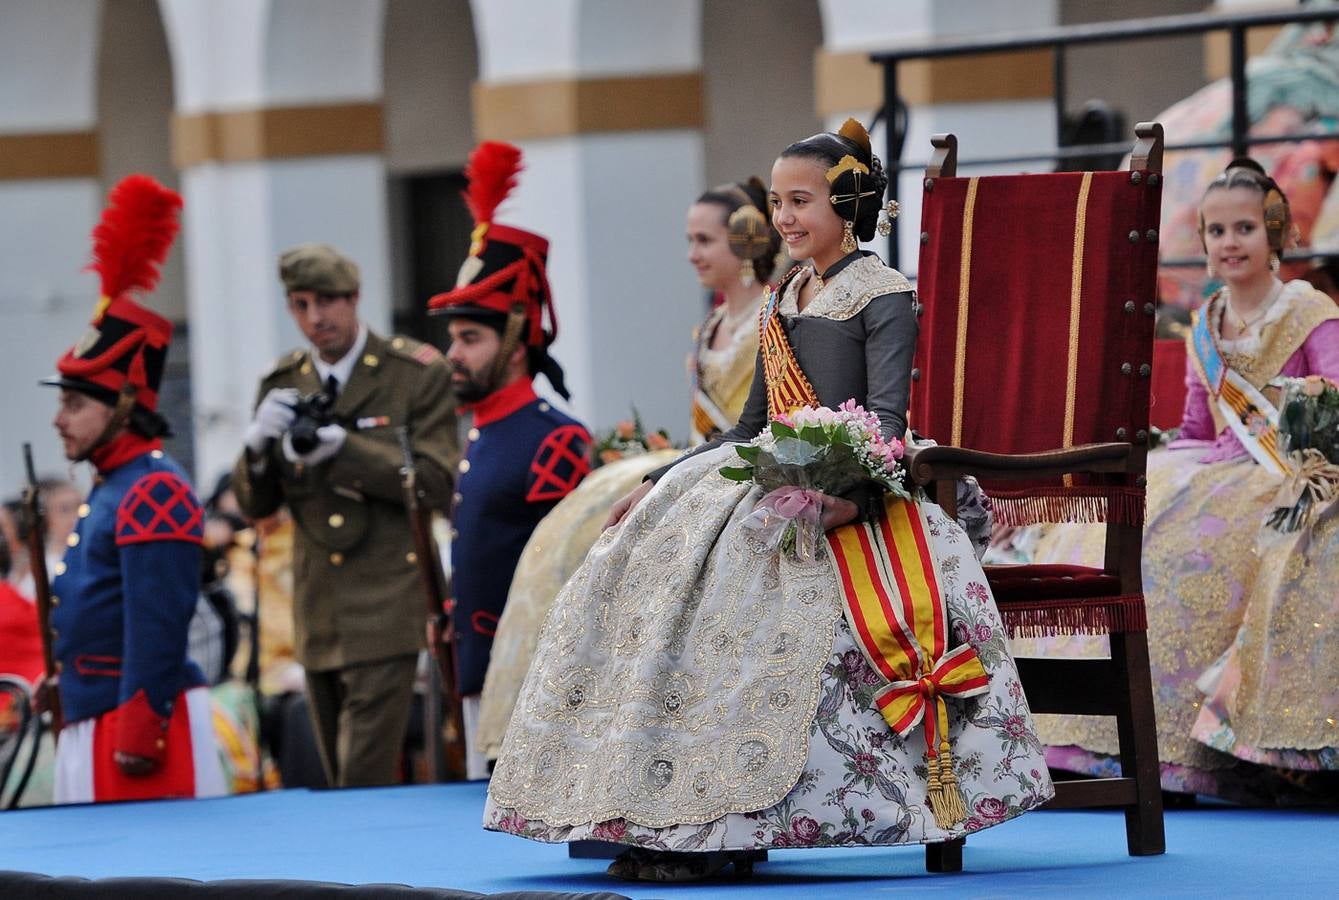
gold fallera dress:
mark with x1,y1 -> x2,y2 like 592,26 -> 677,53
1019,281 -> 1339,803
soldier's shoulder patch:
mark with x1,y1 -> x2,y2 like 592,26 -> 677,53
526,424 -> 592,503
387,335 -> 443,366
265,349 -> 307,378
116,471 -> 204,547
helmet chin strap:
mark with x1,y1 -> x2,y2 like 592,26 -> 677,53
487,301 -> 530,394
78,385 -> 137,463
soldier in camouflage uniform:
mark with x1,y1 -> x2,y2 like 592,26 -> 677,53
233,243 -> 458,787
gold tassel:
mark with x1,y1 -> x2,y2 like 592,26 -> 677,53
929,740 -> 970,829
926,752 -> 947,827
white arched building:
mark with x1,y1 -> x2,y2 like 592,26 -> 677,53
2,0 -> 1224,491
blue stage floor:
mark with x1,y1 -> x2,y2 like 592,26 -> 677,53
1,782 -> 1334,898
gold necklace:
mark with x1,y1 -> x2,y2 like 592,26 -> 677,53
1227,278 -> 1283,334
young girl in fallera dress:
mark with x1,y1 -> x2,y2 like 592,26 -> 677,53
1022,160 -> 1339,804
484,120 -> 1053,881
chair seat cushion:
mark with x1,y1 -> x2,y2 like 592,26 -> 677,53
984,564 -> 1122,604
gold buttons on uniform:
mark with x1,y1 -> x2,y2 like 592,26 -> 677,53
363,353 -> 379,367
406,552 -> 417,564
467,428 -> 480,441
51,595 -> 60,607
328,513 -> 345,528
49,628 -> 58,641
156,738 -> 166,750
300,362 -> 313,375
53,562 -> 67,576
151,450 -> 164,459
54,661 -> 63,674
66,533 -> 80,548
392,337 -> 405,349
450,528 -> 459,540
78,503 -> 90,518
538,402 -> 551,412
329,552 -> 344,566
459,459 -> 471,473
452,492 -> 463,504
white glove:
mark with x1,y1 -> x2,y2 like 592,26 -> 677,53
244,388 -> 299,454
282,424 -> 347,466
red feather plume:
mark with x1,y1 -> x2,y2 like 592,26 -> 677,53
462,141 -> 523,226
89,174 -> 183,300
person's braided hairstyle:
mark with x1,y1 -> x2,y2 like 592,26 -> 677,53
780,119 -> 889,243
1199,157 -> 1293,256
696,177 -> 781,284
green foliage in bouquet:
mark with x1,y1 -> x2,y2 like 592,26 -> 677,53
720,418 -> 909,500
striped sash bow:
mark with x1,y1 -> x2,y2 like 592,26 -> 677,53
826,494 -> 989,828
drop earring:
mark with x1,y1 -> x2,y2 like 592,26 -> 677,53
739,259 -> 755,288
841,220 -> 857,255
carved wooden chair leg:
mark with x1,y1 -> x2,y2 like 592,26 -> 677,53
1111,630 -> 1166,855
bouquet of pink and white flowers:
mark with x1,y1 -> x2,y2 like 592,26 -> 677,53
719,400 -> 909,561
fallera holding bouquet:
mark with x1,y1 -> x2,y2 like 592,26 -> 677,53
720,400 -> 909,561
485,117 -> 1052,882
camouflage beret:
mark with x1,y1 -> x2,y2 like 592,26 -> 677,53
278,243 -> 360,295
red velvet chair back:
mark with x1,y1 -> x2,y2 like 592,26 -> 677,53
910,167 -> 1162,524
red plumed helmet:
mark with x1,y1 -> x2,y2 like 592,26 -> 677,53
428,142 -> 557,353
43,175 -> 183,415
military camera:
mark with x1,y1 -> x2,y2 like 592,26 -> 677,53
287,388 -> 338,455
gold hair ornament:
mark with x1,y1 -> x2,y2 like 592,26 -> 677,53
876,200 -> 901,237
837,117 -> 872,157
727,205 -> 772,260
826,154 -> 869,185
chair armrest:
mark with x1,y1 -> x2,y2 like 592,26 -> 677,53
907,442 -> 1133,485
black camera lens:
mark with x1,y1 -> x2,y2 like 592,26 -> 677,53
286,388 -> 337,456
289,417 -> 322,455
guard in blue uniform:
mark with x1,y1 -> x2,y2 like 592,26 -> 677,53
428,141 -> 590,776
40,175 -> 223,803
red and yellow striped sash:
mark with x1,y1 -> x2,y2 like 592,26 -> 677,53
826,494 -> 990,828
760,282 -> 818,416
1218,376 -> 1287,472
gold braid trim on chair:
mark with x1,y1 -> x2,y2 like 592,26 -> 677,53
987,484 -> 1146,527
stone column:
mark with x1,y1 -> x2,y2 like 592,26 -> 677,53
469,0 -> 707,438
0,1 -> 104,488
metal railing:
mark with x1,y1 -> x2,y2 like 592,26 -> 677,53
871,6 -> 1339,269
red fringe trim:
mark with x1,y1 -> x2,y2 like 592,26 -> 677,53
1000,594 -> 1147,638
987,485 -> 1145,527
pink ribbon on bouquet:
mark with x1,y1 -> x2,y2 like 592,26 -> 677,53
745,486 -> 825,562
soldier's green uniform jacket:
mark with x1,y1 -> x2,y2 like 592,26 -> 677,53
232,330 -> 457,672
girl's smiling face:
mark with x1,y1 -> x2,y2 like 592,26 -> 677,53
769,155 -> 846,272
1202,185 -> 1272,286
